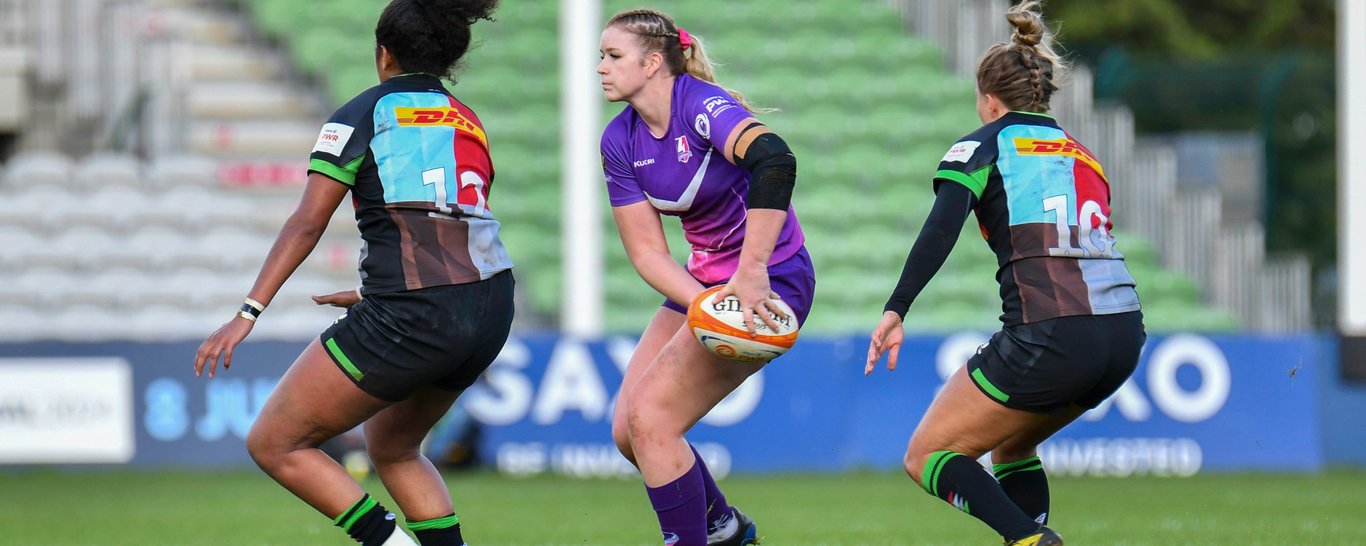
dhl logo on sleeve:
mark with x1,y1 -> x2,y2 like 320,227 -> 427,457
395,107 -> 488,147
1013,137 -> 1107,179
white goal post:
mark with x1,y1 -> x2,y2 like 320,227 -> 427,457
560,0 -> 604,336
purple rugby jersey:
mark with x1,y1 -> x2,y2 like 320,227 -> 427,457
600,74 -> 806,284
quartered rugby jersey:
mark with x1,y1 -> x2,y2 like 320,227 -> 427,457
308,73 -> 512,295
935,111 -> 1140,325
600,74 -> 805,284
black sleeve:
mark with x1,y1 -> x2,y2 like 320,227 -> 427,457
883,181 -> 978,319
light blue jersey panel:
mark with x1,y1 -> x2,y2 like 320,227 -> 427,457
998,124 -> 1077,227
1079,258 -> 1141,312
372,92 -> 459,205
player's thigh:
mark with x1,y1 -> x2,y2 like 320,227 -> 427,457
992,404 -> 1088,463
625,323 -> 761,437
906,366 -> 1049,473
364,384 -> 462,460
613,308 -> 687,433
250,339 -> 390,453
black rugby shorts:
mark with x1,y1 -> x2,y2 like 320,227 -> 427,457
965,311 -> 1146,413
319,270 -> 515,402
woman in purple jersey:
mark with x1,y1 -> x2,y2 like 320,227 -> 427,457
597,8 -> 815,546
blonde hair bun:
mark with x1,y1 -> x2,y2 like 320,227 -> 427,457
1007,1 -> 1046,47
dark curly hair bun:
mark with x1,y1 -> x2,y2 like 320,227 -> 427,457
376,0 -> 500,80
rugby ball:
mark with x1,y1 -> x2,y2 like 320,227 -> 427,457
686,285 -> 800,363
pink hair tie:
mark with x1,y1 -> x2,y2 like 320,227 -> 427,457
678,27 -> 692,52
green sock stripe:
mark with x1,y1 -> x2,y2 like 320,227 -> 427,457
407,514 -> 459,531
922,451 -> 957,496
994,463 -> 1044,480
971,368 -> 1010,402
992,456 -> 1041,476
331,495 -> 369,526
335,496 -> 378,532
325,337 -> 364,381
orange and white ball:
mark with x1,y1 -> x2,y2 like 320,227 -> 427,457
686,285 -> 800,363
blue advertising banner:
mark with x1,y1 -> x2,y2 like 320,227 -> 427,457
0,333 -> 1328,475
465,333 -> 1327,476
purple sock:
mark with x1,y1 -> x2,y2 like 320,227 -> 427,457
690,444 -> 734,533
645,458 -> 708,546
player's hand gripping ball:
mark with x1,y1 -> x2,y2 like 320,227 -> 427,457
687,285 -> 800,363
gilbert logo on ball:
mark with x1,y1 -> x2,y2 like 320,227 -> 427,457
687,285 -> 800,363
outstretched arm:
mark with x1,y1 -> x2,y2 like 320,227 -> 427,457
883,181 -> 978,319
195,173 -> 349,377
868,181 -> 978,374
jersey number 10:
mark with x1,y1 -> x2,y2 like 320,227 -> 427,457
1044,194 -> 1114,259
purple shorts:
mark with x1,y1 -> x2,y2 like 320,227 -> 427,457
663,247 -> 816,326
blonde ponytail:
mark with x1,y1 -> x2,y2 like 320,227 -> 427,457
606,9 -> 769,113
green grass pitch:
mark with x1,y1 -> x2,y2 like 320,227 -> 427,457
2,469 -> 1364,545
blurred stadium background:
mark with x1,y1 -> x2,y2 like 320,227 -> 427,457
1,0 -> 1364,544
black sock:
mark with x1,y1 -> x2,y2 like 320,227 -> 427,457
921,451 -> 1039,541
409,514 -> 464,546
334,494 -> 399,545
995,456 -> 1050,525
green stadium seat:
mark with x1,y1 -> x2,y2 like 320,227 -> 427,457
1116,234 -> 1158,265
291,29 -> 354,76
496,105 -> 559,148
903,300 -> 996,333
869,37 -> 943,72
328,66 -> 378,107
521,264 -> 561,314
251,1 -> 309,39
1139,269 -> 1202,303
748,68 -> 817,111
1141,303 -> 1239,333
307,1 -> 380,34
477,30 -> 559,72
503,1 -> 557,26
785,3 -> 896,34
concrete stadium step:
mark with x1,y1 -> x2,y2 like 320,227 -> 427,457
185,81 -> 312,120
188,120 -> 318,159
174,43 -> 287,82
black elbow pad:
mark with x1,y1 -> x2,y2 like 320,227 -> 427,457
736,133 -> 796,211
